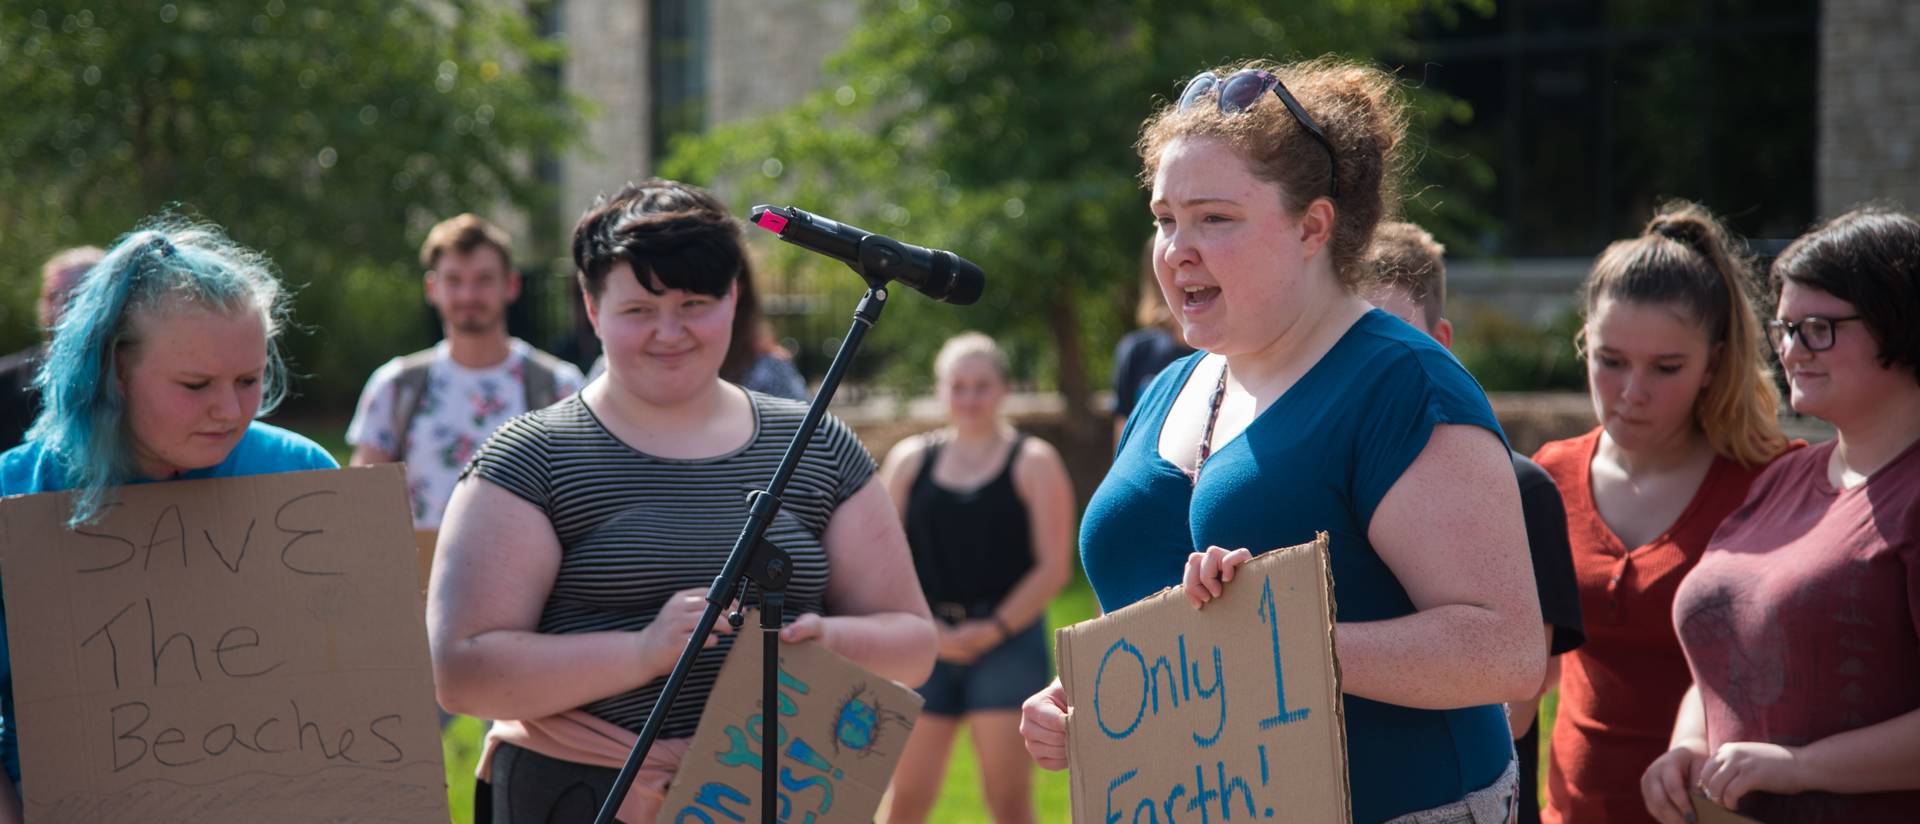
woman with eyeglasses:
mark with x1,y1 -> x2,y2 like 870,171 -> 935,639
1019,58 -> 1544,823
1530,202 -> 1796,824
1641,207 -> 1920,824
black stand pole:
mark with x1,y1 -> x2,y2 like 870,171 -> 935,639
593,284 -> 890,824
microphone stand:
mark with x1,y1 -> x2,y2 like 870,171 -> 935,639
595,239 -> 911,824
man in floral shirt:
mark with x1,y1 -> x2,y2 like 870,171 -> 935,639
347,214 -> 584,528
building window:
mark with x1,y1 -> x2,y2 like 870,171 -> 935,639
651,0 -> 707,163
1414,0 -> 1818,255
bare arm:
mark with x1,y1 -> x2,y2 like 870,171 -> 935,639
992,438 -> 1076,630
1790,706 -> 1920,794
793,479 -> 937,686
1507,624 -> 1558,738
876,435 -> 927,523
1342,424 -> 1545,708
0,777 -> 22,824
1644,684 -> 1709,824
1672,683 -> 1707,749
427,477 -> 719,719
351,443 -> 395,466
1697,705 -> 1920,810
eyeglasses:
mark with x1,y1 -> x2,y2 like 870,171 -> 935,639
1767,315 -> 1862,353
1178,69 -> 1340,201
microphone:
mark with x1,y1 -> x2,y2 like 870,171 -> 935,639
748,205 -> 985,306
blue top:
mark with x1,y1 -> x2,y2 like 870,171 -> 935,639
1080,309 -> 1513,824
0,421 -> 337,785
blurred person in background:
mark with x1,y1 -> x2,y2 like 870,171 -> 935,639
1110,238 -> 1192,445
879,331 -> 1074,824
1644,207 -> 1920,823
1532,202 -> 1797,823
0,246 -> 103,451
1358,221 -> 1587,824
347,213 -> 584,530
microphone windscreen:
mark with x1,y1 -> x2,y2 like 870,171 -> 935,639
945,257 -> 985,306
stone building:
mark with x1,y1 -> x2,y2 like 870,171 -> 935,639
549,0 -> 1914,327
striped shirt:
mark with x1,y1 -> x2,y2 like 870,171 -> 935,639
463,391 -> 875,737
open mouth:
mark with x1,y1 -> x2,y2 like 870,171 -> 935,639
1182,285 -> 1221,308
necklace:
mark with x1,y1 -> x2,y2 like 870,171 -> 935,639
1193,360 -> 1230,484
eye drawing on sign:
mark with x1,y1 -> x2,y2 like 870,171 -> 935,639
830,683 -> 911,758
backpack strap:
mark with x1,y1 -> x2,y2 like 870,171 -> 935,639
518,345 -> 572,411
387,349 -> 439,460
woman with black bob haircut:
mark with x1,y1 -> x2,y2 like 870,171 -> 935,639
1645,206 -> 1920,822
427,179 -> 935,824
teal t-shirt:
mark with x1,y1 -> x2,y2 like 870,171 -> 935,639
1081,309 -> 1514,823
0,421 -> 338,785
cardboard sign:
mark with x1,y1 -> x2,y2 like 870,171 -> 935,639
1058,534 -> 1347,824
0,465 -> 449,823
660,611 -> 924,824
1691,790 -> 1764,824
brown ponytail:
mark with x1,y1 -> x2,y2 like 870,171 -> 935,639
1583,201 -> 1788,466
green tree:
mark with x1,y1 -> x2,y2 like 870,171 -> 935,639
665,0 -> 1493,459
0,0 -> 581,412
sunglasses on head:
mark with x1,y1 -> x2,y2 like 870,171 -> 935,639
1178,69 -> 1340,201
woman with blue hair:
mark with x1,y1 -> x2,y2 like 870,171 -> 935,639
0,218 -> 336,817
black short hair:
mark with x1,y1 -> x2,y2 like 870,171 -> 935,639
570,178 -> 743,299
1772,206 -> 1920,384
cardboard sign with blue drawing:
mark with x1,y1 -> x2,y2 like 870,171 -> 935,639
660,610 -> 924,824
1057,533 -> 1348,824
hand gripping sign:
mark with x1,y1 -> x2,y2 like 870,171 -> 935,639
660,610 -> 923,824
1058,534 -> 1348,824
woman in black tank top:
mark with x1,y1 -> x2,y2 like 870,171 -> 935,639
878,332 -> 1076,824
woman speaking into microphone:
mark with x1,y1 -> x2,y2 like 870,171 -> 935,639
1019,59 -> 1543,824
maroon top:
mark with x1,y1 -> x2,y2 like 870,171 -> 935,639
1676,437 -> 1920,822
1535,428 -> 1782,823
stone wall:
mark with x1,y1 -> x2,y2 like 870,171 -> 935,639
707,0 -> 859,126
557,0 -> 650,223
1819,0 -> 1920,215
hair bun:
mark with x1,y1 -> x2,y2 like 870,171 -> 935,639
1644,205 -> 1729,261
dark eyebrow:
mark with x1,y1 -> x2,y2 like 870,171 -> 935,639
1149,196 -> 1242,209
1594,346 -> 1690,360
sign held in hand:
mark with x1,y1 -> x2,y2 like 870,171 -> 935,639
1057,534 -> 1348,823
0,465 -> 448,823
660,610 -> 924,824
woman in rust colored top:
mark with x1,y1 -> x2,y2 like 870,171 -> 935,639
1644,207 -> 1920,824
1533,202 -> 1794,823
